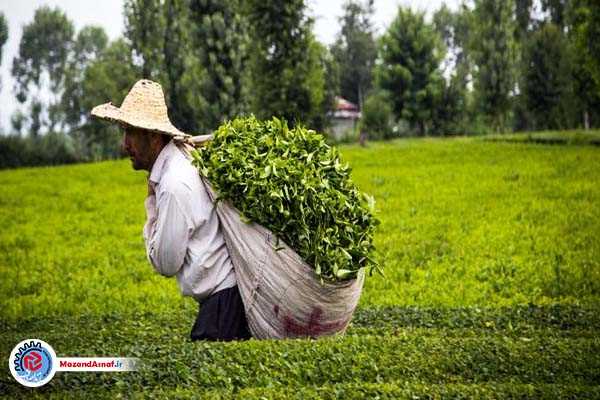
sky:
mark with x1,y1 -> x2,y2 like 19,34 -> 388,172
0,0 -> 458,133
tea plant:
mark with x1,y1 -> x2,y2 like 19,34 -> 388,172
192,116 -> 380,281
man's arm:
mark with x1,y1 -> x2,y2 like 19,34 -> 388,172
143,182 -> 193,277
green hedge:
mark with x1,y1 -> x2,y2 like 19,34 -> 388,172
0,132 -> 83,169
481,130 -> 600,146
2,305 -> 599,398
8,382 -> 600,399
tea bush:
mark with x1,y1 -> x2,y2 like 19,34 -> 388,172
1,132 -> 599,397
193,116 -> 380,281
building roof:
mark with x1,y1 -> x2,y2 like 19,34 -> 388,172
335,97 -> 359,112
332,96 -> 361,119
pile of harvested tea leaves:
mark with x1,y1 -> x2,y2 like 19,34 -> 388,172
190,116 -> 380,282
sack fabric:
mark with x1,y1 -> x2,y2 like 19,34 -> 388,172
178,142 -> 365,340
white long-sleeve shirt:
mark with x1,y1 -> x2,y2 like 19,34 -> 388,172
143,140 -> 236,301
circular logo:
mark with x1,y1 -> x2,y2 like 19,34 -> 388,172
9,339 -> 57,387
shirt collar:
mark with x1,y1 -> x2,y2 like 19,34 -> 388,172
149,139 -> 177,185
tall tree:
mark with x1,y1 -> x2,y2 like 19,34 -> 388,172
434,3 -> 473,78
188,0 -> 248,132
0,13 -> 7,80
470,0 -> 517,133
11,6 -> 74,136
124,0 -> 202,133
245,0 -> 326,128
311,40 -> 338,131
522,23 -> 575,129
568,0 -> 600,128
162,0 -> 200,133
77,39 -> 140,159
432,3 -> 473,134
125,0 -> 246,134
0,12 -> 8,121
61,26 -> 109,135
0,13 -> 6,61
515,0 -> 534,40
330,0 -> 376,109
123,0 -> 165,80
375,7 -> 444,136
541,0 -> 568,29
569,0 -> 600,89
512,0 -> 535,131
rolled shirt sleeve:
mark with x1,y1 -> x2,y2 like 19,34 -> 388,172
143,185 -> 194,277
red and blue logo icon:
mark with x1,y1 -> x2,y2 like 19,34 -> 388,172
9,339 -> 57,387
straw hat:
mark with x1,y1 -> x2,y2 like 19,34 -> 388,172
91,79 -> 190,138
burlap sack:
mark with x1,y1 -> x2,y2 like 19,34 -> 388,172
200,176 -> 365,339
176,140 -> 364,339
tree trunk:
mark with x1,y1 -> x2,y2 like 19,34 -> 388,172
358,85 -> 363,111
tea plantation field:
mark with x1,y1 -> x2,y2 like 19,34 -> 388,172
1,133 -> 599,398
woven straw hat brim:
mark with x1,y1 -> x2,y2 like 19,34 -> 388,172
91,102 -> 189,137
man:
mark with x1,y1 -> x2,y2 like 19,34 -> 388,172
91,79 -> 251,341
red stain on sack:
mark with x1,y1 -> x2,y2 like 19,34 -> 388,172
282,307 -> 348,337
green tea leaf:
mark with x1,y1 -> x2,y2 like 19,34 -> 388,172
195,116 -> 380,282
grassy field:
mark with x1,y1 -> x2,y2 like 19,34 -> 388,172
1,133 -> 599,397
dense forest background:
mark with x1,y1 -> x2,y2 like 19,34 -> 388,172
0,0 -> 599,168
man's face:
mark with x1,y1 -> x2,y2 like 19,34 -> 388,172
122,126 -> 156,171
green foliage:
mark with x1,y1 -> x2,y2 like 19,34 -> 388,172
0,132 -> 79,169
313,42 -> 339,131
1,134 -> 600,316
1,135 -> 600,395
162,0 -> 200,133
74,39 -> 140,160
432,2 -> 473,79
188,0 -> 249,132
482,129 -> 600,146
123,0 -> 249,134
470,0 -> 517,133
330,0 -> 377,109
192,116 -> 379,281
61,26 -> 109,138
351,303 -> 600,333
123,0 -> 165,80
564,1 -> 600,129
514,0 -> 534,40
0,12 -> 7,94
375,7 -> 444,136
0,12 -> 6,59
360,91 -> 394,140
522,23 -> 575,130
245,0 -> 326,129
541,0 -> 568,29
431,4 -> 472,136
571,67 -> 600,130
513,0 -> 600,131
124,0 -> 201,133
1,305 -> 599,397
569,0 -> 600,92
11,6 -> 75,136
430,74 -> 469,136
350,135 -> 600,306
7,6 -> 137,158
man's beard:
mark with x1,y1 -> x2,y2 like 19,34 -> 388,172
129,142 -> 152,171
131,155 -> 150,170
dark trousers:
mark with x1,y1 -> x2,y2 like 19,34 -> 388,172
190,285 -> 252,341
